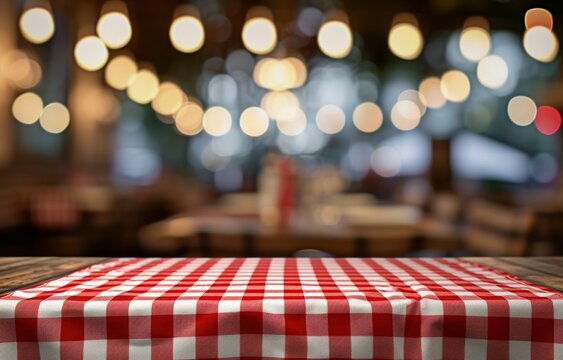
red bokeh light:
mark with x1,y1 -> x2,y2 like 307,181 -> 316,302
534,106 -> 561,135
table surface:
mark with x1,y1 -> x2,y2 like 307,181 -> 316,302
0,256 -> 561,295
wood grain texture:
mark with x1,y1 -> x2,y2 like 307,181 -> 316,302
466,257 -> 563,292
0,257 -> 107,294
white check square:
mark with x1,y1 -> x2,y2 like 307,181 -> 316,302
218,335 -> 240,358
263,335 -> 285,357
351,336 -> 373,359
307,336 -> 329,358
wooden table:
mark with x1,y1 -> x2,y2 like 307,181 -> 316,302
0,257 -> 561,294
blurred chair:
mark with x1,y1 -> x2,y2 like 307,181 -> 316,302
419,192 -> 464,254
464,199 -> 535,256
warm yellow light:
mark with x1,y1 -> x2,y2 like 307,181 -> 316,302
260,91 -> 300,121
353,102 -> 383,133
12,92 -> 43,125
419,77 -> 446,109
277,108 -> 307,136
169,16 -> 205,53
523,26 -> 559,63
317,20 -> 353,59
477,55 -> 508,89
151,82 -> 185,116
240,107 -> 269,137
104,55 -> 137,90
388,23 -> 423,60
459,27 -> 491,62
242,17 -> 277,55
398,89 -> 427,117
40,102 -> 70,134
74,36 -> 109,71
507,96 -> 536,126
127,69 -> 159,104
97,12 -> 132,49
4,55 -> 42,89
315,104 -> 345,134
70,83 -> 120,123
19,8 -> 55,44
254,57 -> 307,91
525,8 -> 553,30
175,103 -> 204,136
391,100 -> 421,131
286,57 -> 307,88
203,106 -> 232,136
440,70 -> 470,103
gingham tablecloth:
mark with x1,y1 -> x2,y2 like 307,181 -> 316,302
0,258 -> 562,359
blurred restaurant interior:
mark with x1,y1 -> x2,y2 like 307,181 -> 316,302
0,0 -> 562,259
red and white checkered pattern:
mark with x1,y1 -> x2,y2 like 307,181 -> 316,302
0,258 -> 562,359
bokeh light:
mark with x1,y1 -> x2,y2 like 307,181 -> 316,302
391,100 -> 421,131
151,82 -> 185,116
523,26 -> 559,63
175,103 -> 204,136
477,55 -> 508,89
105,55 -> 137,90
398,89 -> 427,117
525,8 -> 553,30
317,20 -> 353,59
459,27 -> 490,62
419,77 -> 446,109
97,12 -> 132,49
260,91 -> 300,121
169,16 -> 205,53
253,57 -> 307,91
507,96 -> 536,126
240,107 -> 269,137
2,52 -> 42,89
371,146 -> 401,177
388,23 -> 423,60
534,106 -> 561,135
74,36 -> 109,71
353,102 -> 383,133
440,70 -> 470,102
203,106 -> 232,136
12,92 -> 43,125
316,104 -> 345,134
19,7 -> 55,44
39,102 -> 70,134
127,69 -> 159,104
242,17 -> 277,55
277,108 -> 307,136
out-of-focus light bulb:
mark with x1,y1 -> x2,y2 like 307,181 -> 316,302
317,20 -> 353,59
242,17 -> 277,55
419,77 -> 446,109
316,104 -> 345,134
440,70 -> 470,103
240,107 -> 269,137
534,105 -> 561,136
388,23 -> 423,60
459,27 -> 490,62
74,36 -> 109,71
169,16 -> 205,53
3,53 -> 42,89
203,106 -> 232,136
477,55 -> 508,89
507,96 -> 536,126
97,12 -> 132,49
127,69 -> 159,104
105,55 -> 137,90
175,103 -> 204,136
353,102 -> 383,133
277,108 -> 307,136
260,91 -> 300,121
40,102 -> 70,134
391,100 -> 421,131
12,92 -> 43,124
523,26 -> 559,63
19,7 -> 55,44
525,8 -> 553,30
151,82 -> 185,116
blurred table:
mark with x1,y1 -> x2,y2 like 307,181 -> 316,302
1,257 -> 561,359
139,204 -> 425,257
